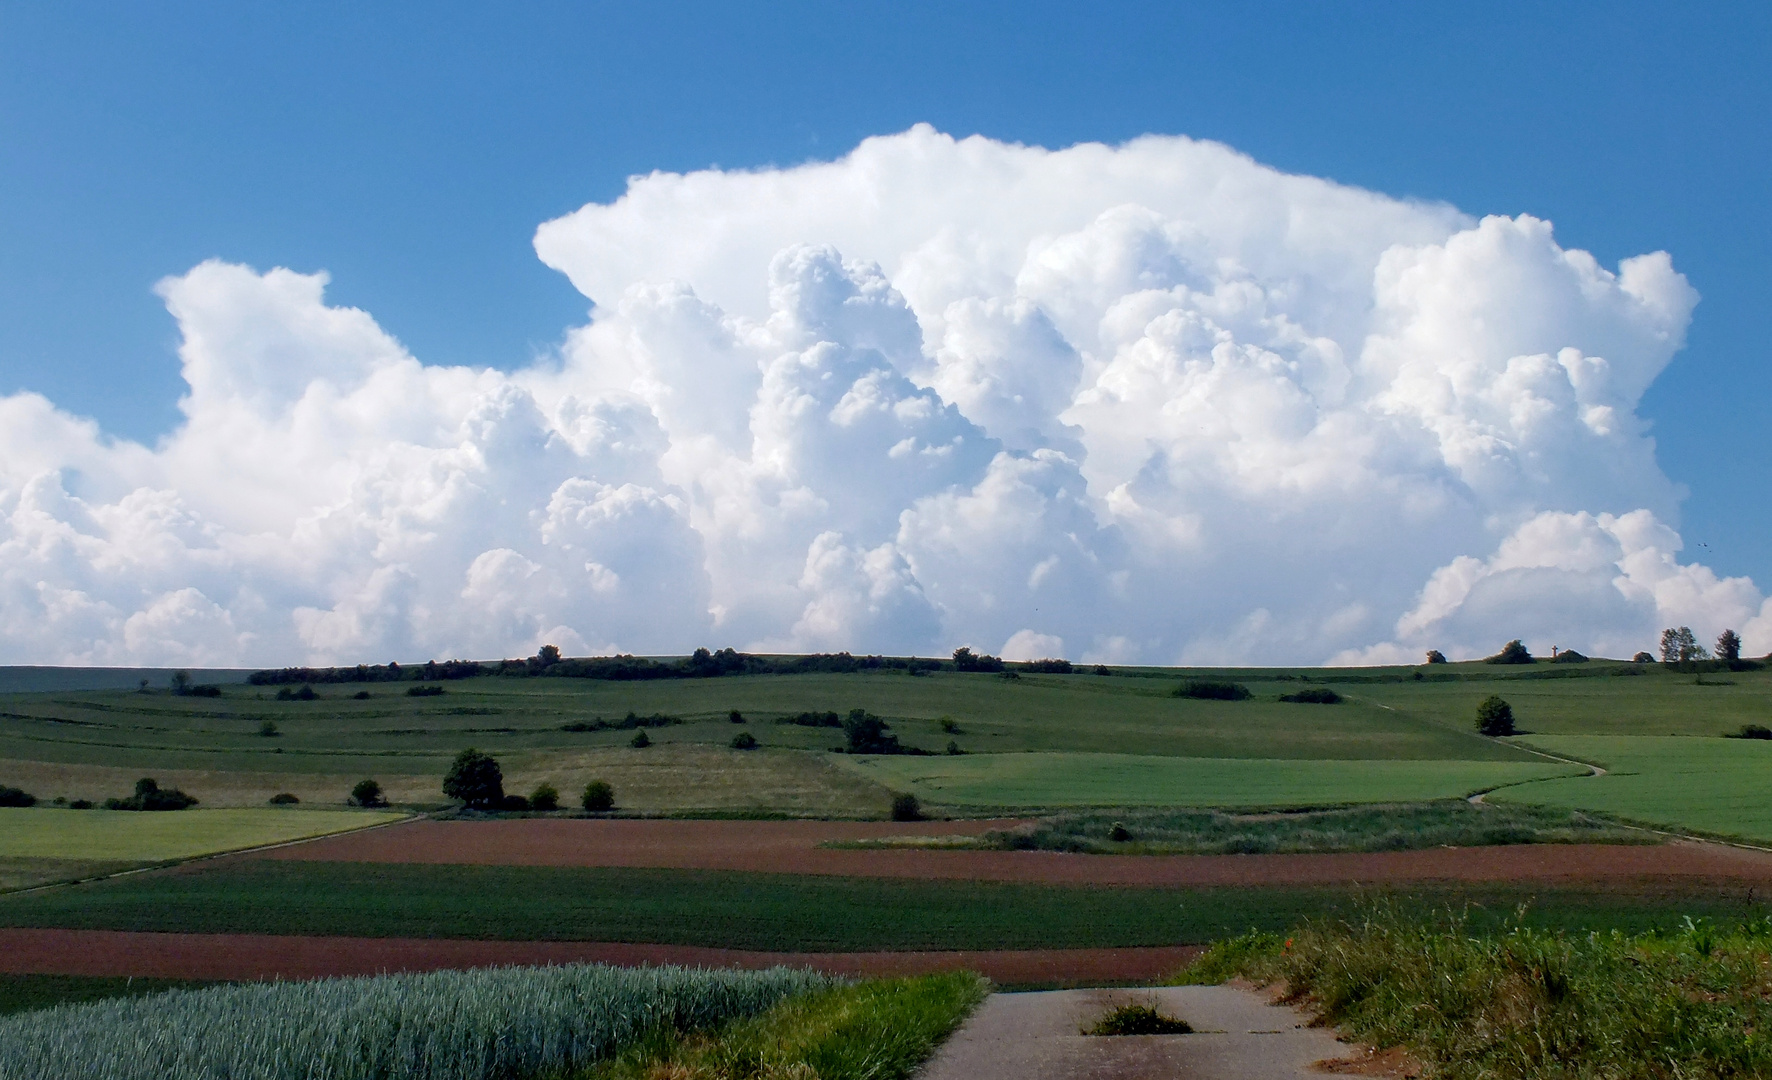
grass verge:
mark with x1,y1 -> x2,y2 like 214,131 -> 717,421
580,972 -> 987,1080
1179,906 -> 1772,1080
836,801 -> 1653,855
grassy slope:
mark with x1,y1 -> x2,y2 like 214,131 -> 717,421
0,807 -> 406,861
0,860 -> 1761,949
836,753 -> 1582,808
1493,735 -> 1772,841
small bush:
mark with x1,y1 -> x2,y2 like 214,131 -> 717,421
946,740 -> 962,755
890,793 -> 922,821
1551,648 -> 1589,664
1086,1003 -> 1193,1036
1279,687 -> 1343,704
530,783 -> 560,811
406,684 -> 446,697
1175,679 -> 1252,701
349,779 -> 386,808
582,780 -> 615,812
352,690 -> 371,700
258,720 -> 280,737
939,717 -> 960,733
498,794 -> 531,812
630,730 -> 652,748
185,684 -> 223,697
728,709 -> 745,724
730,732 -> 758,750
1476,695 -> 1516,737
1108,822 -> 1131,842
276,685 -> 318,701
998,670 -> 1021,680
1425,649 -> 1448,664
1485,639 -> 1534,664
779,711 -> 842,728
1731,724 -> 1772,740
0,785 -> 37,808
105,778 -> 197,811
68,799 -> 93,810
1093,664 -> 1112,675
268,792 -> 300,805
1633,651 -> 1656,663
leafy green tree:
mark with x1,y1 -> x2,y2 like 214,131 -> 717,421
842,709 -> 902,754
1717,629 -> 1743,663
890,793 -> 922,821
170,670 -> 192,695
630,730 -> 651,748
730,732 -> 758,750
529,783 -> 560,811
442,748 -> 504,808
581,780 -> 614,812
1476,696 -> 1516,737
1424,650 -> 1448,664
1660,626 -> 1707,663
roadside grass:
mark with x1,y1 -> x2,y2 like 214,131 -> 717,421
1182,906 -> 1772,1080
834,753 -> 1584,809
0,807 -> 405,862
837,801 -> 1654,855
0,963 -> 831,1080
0,973 -> 211,1016
1493,735 -> 1772,842
2,861 -> 1765,949
580,972 -> 987,1080
0,857 -> 141,892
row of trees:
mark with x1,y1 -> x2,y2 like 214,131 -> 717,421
1449,630 -> 1757,667
440,749 -> 615,812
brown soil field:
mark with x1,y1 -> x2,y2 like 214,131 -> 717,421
259,817 -> 1772,887
0,928 -> 1199,986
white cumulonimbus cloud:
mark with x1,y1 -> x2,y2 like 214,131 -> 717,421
3,125 -> 1767,666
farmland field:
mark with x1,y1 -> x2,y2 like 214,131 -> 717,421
1494,735 -> 1772,840
836,752 -> 1583,809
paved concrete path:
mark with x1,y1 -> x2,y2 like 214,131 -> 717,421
918,985 -> 1348,1080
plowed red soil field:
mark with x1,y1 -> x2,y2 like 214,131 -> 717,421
259,817 -> 1772,887
0,928 -> 1199,986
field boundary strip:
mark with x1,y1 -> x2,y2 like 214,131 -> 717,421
2,811 -> 418,897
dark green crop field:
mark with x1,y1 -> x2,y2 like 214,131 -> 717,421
0,859 -> 1761,950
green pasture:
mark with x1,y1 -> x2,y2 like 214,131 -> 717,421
0,860 -> 1759,950
835,752 -> 1584,809
0,807 -> 405,861
1492,735 -> 1772,841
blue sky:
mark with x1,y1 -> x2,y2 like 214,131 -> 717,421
1,2 -> 1768,665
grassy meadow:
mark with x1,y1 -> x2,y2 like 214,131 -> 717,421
0,654 -> 1767,838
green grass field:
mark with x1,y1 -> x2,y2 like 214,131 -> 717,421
836,753 -> 1584,809
1491,735 -> 1772,841
0,807 -> 406,861
0,859 -> 1761,949
0,658 -> 1766,826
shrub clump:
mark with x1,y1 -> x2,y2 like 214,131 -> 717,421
1425,649 -> 1449,664
890,793 -> 922,822
0,785 -> 38,808
1086,1002 -> 1193,1036
349,779 -> 387,808
1731,724 -> 1772,741
1476,695 -> 1516,737
276,685 -> 317,701
730,732 -> 758,750
582,780 -> 615,812
406,684 -> 446,697
1279,687 -> 1343,704
630,730 -> 651,749
105,778 -> 197,812
1174,679 -> 1252,701
1551,648 -> 1590,664
1485,639 -> 1534,664
529,783 -> 560,811
268,792 -> 300,805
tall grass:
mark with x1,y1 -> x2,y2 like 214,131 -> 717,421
1189,907 -> 1772,1079
583,972 -> 987,1080
0,963 -> 833,1080
933,801 -> 1652,855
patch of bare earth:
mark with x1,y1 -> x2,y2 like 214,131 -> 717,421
259,818 -> 1772,887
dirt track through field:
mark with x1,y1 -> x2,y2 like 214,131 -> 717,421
259,817 -> 1772,887
0,928 -> 1200,985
